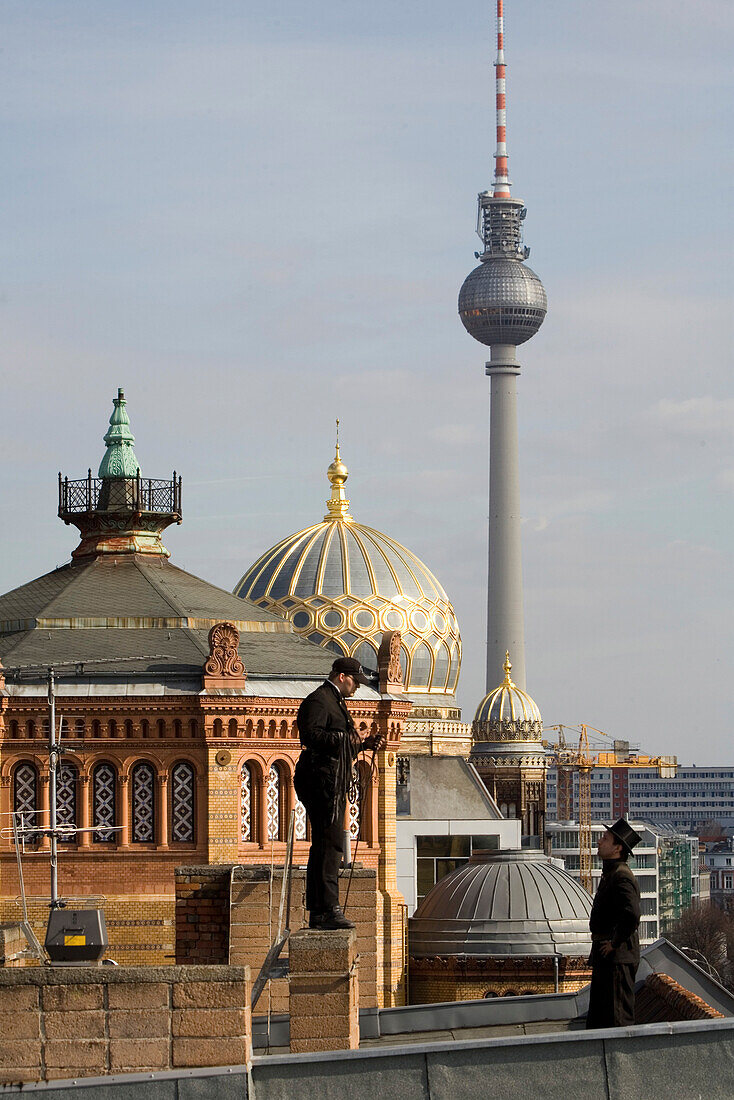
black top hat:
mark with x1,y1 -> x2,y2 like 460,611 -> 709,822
330,656 -> 371,686
605,817 -> 642,855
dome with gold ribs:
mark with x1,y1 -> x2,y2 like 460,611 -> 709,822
473,651 -> 542,741
233,436 -> 461,694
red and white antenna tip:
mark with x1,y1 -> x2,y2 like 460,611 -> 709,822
493,0 -> 511,198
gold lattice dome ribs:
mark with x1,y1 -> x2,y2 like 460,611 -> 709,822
473,651 -> 542,740
233,442 -> 461,695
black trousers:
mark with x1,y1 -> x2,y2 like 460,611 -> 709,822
305,799 -> 345,915
585,961 -> 636,1028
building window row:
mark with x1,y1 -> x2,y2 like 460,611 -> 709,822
11,760 -> 196,845
239,760 -> 370,847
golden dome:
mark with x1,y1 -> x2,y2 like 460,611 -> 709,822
473,652 -> 542,737
233,440 -> 461,694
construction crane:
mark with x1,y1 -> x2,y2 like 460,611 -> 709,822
577,726 -> 594,893
544,724 -> 678,896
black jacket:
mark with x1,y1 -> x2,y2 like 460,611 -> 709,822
294,681 -> 359,820
589,859 -> 641,966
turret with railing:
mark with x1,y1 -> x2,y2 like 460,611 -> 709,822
58,389 -> 182,559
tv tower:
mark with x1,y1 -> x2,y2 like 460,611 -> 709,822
458,0 -> 547,692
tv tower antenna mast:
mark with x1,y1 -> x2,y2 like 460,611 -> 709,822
459,0 -> 547,693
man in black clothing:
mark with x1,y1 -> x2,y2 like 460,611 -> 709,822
295,657 -> 385,931
586,818 -> 642,1029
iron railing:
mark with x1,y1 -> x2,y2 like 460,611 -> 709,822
58,470 -> 182,517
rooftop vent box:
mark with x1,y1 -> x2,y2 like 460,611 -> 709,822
45,908 -> 108,964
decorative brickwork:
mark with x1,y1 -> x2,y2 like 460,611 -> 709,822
408,954 -> 591,1003
175,871 -> 230,965
0,682 -> 407,972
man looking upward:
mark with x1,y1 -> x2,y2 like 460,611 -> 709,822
295,657 -> 385,931
586,818 -> 642,1028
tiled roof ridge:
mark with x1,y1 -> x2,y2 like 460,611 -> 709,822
131,557 -> 185,617
138,558 -> 287,626
40,557 -> 96,615
645,972 -> 724,1019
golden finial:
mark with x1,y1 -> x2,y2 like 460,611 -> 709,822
325,420 -> 351,521
503,650 -> 514,685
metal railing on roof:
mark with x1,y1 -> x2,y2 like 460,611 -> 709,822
58,470 -> 182,517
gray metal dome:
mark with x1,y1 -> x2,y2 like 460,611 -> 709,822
458,257 -> 547,346
409,849 -> 592,958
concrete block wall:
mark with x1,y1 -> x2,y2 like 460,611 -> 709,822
289,929 -> 359,1054
0,965 -> 250,1085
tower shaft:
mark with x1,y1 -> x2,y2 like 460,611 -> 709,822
486,348 -> 525,691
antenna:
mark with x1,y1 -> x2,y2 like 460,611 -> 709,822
3,656 -> 171,910
493,0 -> 511,198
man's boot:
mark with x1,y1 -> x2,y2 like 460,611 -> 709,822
318,905 -> 355,930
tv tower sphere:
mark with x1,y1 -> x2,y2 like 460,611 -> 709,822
459,250 -> 547,346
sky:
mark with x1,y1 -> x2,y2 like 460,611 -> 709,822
1,1 -> 733,763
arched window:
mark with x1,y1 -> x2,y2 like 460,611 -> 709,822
131,762 -> 156,843
348,799 -> 360,840
56,763 -> 78,840
13,762 -> 38,847
189,719 -> 198,738
93,763 -> 117,842
241,764 -> 253,842
433,643 -> 451,692
266,764 -> 282,841
229,718 -> 238,738
348,761 -> 371,842
171,762 -> 195,842
9,720 -> 18,739
295,797 -> 307,840
409,642 -> 432,688
140,719 -> 150,738
173,719 -> 183,739
353,640 -> 378,675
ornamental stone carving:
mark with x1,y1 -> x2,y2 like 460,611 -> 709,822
203,621 -> 247,691
378,630 -> 404,695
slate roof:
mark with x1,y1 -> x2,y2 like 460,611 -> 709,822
0,555 -> 335,685
0,556 -> 285,627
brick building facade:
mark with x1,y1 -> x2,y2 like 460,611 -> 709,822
0,392 -> 409,1004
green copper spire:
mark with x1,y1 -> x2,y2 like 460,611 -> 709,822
98,388 -> 140,478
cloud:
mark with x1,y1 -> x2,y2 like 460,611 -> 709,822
649,396 -> 734,438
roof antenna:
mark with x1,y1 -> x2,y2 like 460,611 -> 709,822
492,0 -> 511,198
